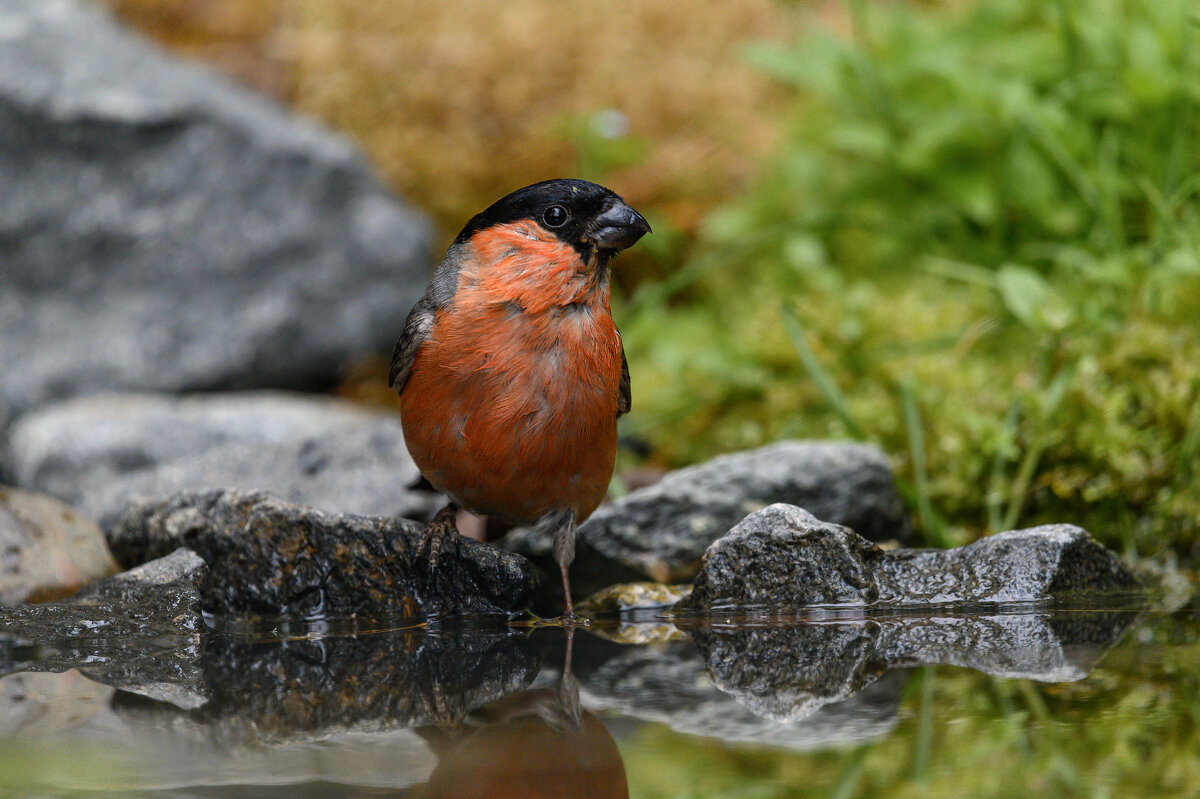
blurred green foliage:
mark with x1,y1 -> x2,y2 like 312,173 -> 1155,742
618,0 -> 1200,555
621,613 -> 1200,798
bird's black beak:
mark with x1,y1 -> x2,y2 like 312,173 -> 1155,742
588,201 -> 651,252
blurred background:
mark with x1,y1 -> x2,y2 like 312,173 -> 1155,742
1,2 -> 1197,797
102,0 -> 1200,561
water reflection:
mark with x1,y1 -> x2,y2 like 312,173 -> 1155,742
418,630 -> 629,798
0,605 -> 1143,794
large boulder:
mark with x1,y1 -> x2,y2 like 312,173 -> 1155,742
0,487 -> 118,604
0,0 -> 431,430
3,392 -> 440,530
109,489 -> 537,618
506,441 -> 910,597
677,504 -> 1142,612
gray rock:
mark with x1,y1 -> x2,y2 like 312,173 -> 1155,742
678,504 -> 1142,612
873,525 -> 1143,604
0,487 -> 118,604
0,548 -> 205,651
0,0 -> 431,428
676,505 -> 881,611
506,441 -> 910,598
4,392 -> 440,530
109,489 -> 537,618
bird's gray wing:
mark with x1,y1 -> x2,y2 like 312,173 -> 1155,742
389,243 -> 468,395
388,295 -> 435,395
617,335 -> 631,417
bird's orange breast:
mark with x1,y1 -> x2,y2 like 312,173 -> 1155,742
400,222 -> 622,524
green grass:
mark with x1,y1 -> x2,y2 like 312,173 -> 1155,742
616,0 -> 1200,557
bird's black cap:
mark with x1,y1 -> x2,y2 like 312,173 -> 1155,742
454,179 -> 650,257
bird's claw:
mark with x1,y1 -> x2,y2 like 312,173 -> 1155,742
417,504 -> 460,575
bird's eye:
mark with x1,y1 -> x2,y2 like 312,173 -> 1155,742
542,205 -> 570,228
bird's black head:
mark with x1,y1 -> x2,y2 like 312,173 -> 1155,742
454,179 -> 651,260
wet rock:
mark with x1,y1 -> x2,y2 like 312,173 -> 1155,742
109,489 -> 537,618
0,0 -> 431,428
675,505 -> 881,612
0,488 -> 118,604
873,525 -> 1143,604
0,548 -> 205,674
677,504 -> 1142,612
506,441 -> 910,597
4,392 -> 439,531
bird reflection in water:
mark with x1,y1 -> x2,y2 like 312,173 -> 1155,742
417,629 -> 629,799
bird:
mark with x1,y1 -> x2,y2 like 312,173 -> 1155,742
389,178 -> 651,619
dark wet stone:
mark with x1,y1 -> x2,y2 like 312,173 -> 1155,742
677,504 -> 1142,612
0,0 -> 431,428
506,441 -> 910,598
0,487 -> 118,604
4,392 -> 440,531
0,548 -> 206,705
676,505 -> 883,612
109,489 -> 537,618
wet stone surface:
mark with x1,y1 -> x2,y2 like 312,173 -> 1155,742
678,504 -> 1142,612
874,525 -> 1142,603
506,441 -> 911,598
109,488 -> 538,618
1,548 -> 206,706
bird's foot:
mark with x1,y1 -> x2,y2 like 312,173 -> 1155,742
418,503 -> 460,573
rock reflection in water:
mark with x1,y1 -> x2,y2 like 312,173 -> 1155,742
0,605 -> 1140,793
580,606 -> 1141,749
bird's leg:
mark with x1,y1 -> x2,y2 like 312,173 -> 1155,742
549,509 -> 578,621
419,502 -> 460,572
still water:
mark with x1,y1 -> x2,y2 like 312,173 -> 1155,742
1,602 -> 1196,798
